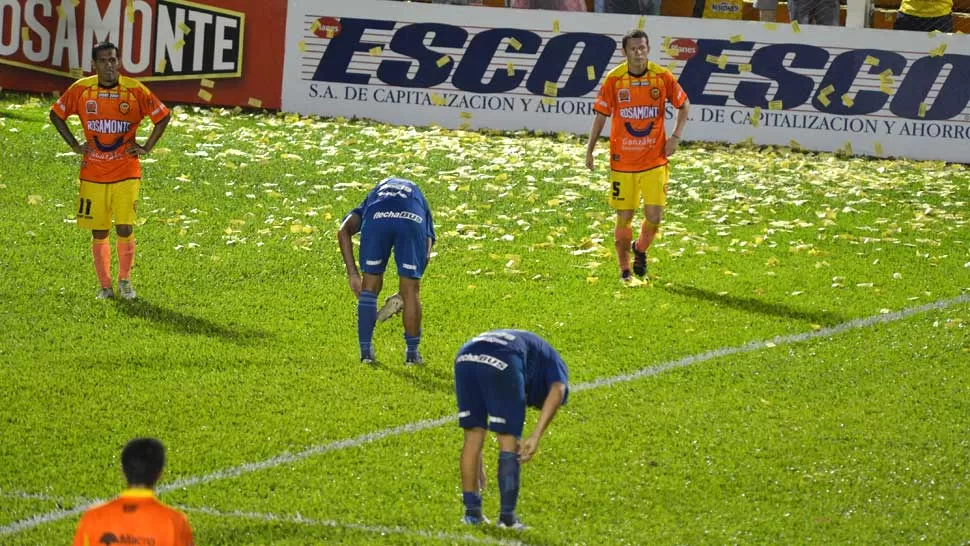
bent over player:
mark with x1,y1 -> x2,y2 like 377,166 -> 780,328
586,29 -> 690,282
50,41 -> 170,300
338,177 -> 436,365
72,438 -> 194,546
454,329 -> 570,529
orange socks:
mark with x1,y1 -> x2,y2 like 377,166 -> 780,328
614,225 -> 633,273
117,235 -> 135,281
635,219 -> 660,253
92,239 -> 112,289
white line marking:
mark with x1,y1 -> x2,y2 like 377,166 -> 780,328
0,489 -> 87,505
2,293 -> 965,537
177,505 -> 531,546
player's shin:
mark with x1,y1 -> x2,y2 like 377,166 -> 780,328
357,290 -> 378,359
614,225 -> 633,273
498,451 -> 521,520
92,238 -> 112,289
117,235 -> 136,280
636,219 -> 660,252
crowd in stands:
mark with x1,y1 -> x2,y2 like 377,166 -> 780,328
402,0 -> 967,32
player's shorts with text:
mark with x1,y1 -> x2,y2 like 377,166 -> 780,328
610,165 -> 669,209
359,204 -> 429,278
454,349 -> 526,437
77,178 -> 141,230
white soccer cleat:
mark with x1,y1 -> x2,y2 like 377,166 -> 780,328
96,287 -> 115,299
376,293 -> 404,322
118,279 -> 136,300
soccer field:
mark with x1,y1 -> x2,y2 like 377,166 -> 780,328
0,93 -> 968,545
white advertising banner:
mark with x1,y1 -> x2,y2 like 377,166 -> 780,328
282,0 -> 970,163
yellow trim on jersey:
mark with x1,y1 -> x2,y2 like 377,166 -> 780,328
119,488 -> 156,499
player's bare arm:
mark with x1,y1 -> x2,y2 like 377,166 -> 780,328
665,98 -> 690,158
585,113 -> 608,171
49,110 -> 88,155
519,381 -> 567,463
128,113 -> 171,156
337,212 -> 363,297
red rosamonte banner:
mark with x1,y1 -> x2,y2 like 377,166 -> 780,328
0,0 -> 286,108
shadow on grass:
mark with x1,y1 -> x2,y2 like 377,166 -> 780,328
372,361 -> 454,395
662,284 -> 846,326
116,299 -> 272,344
0,109 -> 45,122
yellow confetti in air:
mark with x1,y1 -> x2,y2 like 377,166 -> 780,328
174,39 -> 185,51
818,84 -> 835,96
663,36 -> 672,48
541,97 -> 556,106
717,55 -> 728,70
21,27 -> 28,41
880,83 -> 893,95
791,20 -> 800,33
928,29 -> 942,37
918,102 -> 927,118
543,81 -> 558,97
508,37 -> 522,50
841,94 -> 854,107
200,78 -> 215,89
817,94 -> 831,107
310,20 -> 321,32
764,22 -> 778,30
56,4 -> 64,18
789,139 -> 801,149
158,58 -> 167,72
738,63 -> 752,73
326,29 -> 335,39
751,106 -> 762,127
178,22 -> 191,35
552,19 -> 560,33
637,16 -> 645,30
431,93 -> 445,106
874,142 -> 884,156
507,63 -> 515,77
929,44 -> 947,57
247,97 -> 262,108
126,5 -> 135,22
587,65 -> 596,80
863,55 -> 879,66
197,89 -> 212,102
369,46 -> 382,56
436,55 -> 451,68
460,111 -> 472,119
768,100 -> 783,110
705,54 -> 719,64
298,40 -> 306,52
879,68 -> 893,78
729,34 -> 744,43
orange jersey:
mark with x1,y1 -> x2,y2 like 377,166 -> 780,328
72,489 -> 194,546
52,75 -> 170,183
593,61 -> 688,173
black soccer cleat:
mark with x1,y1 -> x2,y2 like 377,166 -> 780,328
632,241 -> 648,278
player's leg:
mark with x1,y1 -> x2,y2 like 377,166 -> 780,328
609,171 -> 639,283
633,166 -> 668,278
358,273 -> 383,363
484,361 -> 527,529
78,181 -> 114,298
455,357 -> 489,524
112,179 -> 140,300
393,218 -> 429,365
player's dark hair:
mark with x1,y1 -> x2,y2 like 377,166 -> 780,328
621,30 -> 649,51
121,438 -> 166,487
92,41 -> 119,60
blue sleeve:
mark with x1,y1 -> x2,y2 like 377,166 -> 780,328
424,196 -> 436,244
544,353 -> 569,405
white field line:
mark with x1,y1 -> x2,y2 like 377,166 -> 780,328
0,489 -> 87,505
2,293 -> 966,538
176,505 -> 532,546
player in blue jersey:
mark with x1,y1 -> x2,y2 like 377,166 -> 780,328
454,329 -> 570,529
338,177 -> 436,365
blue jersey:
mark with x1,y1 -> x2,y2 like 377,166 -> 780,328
457,329 -> 570,409
349,178 -> 436,244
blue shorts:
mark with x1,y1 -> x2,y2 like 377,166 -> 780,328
454,350 -> 526,437
358,206 -> 429,279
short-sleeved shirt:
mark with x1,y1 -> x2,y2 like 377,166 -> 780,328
51,75 -> 170,183
72,488 -> 194,546
347,177 -> 436,244
593,61 -> 687,173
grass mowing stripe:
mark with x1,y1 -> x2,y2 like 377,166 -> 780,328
2,292 -> 965,538
177,505 -> 531,546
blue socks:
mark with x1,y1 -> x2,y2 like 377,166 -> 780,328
358,290 -> 378,358
462,491 -> 483,517
498,451 -> 520,518
405,330 -> 421,360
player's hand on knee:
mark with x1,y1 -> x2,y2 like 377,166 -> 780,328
518,436 -> 539,463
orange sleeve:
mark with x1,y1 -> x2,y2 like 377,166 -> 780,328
51,81 -> 82,120
137,84 -> 170,124
593,76 -> 613,117
664,72 -> 687,109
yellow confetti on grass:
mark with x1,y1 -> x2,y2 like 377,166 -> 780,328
197,89 -> 212,102
178,22 -> 191,34
436,55 -> 451,67
369,46 -> 382,56
27,195 -> 42,206
200,78 -> 215,89
247,97 -> 262,108
508,37 -> 522,50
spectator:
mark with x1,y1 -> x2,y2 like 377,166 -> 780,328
510,0 -> 588,9
894,0 -> 953,31
603,0 -> 661,16
788,0 -> 841,25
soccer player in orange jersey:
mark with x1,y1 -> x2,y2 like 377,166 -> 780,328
50,41 -> 170,300
585,30 -> 690,283
72,438 -> 194,546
